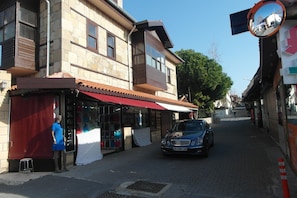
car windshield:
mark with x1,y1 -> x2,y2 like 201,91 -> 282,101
172,121 -> 203,135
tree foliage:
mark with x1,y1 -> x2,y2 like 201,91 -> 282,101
176,49 -> 233,112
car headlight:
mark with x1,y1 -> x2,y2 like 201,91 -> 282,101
166,140 -> 171,146
197,137 -> 203,145
161,139 -> 171,146
191,137 -> 203,146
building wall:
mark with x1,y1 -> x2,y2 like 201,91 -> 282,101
37,0 -> 63,78
38,0 -> 179,96
38,0 -> 131,88
263,87 -> 279,142
0,71 -> 11,173
262,80 -> 291,157
66,1 -> 130,88
0,0 -> 184,172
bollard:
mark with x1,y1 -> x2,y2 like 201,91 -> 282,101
278,158 -> 290,198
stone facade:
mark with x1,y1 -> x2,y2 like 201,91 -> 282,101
37,0 -> 179,97
38,0 -> 131,89
0,0 -> 185,172
0,71 -> 11,173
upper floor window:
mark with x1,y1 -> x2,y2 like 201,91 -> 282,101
145,44 -> 165,73
132,42 -> 145,65
20,23 -> 35,40
0,11 -> 3,28
87,20 -> 97,50
166,67 -> 171,84
4,22 -> 15,41
4,6 -> 15,25
0,29 -> 2,42
20,7 -> 37,27
19,7 -> 37,40
107,33 -> 115,58
0,5 -> 16,42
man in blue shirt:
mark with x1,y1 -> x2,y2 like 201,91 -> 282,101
52,115 -> 67,172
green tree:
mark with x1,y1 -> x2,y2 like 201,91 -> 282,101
176,49 -> 233,116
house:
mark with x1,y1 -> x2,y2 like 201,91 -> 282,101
0,0 -> 197,172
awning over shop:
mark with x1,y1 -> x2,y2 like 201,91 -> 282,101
77,78 -> 198,110
81,91 -> 166,110
156,102 -> 192,112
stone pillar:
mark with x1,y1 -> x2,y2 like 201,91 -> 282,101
0,71 -> 11,173
123,127 -> 132,150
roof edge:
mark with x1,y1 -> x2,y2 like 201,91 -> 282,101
135,20 -> 174,49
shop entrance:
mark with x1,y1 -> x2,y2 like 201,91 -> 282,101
77,93 -> 159,153
76,99 -> 122,152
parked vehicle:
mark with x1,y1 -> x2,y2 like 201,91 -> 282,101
161,119 -> 214,157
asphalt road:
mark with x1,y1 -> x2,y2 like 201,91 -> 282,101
0,117 -> 297,198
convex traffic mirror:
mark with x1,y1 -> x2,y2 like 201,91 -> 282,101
247,0 -> 286,38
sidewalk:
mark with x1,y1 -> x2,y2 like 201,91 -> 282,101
0,171 -> 51,186
0,149 -> 117,186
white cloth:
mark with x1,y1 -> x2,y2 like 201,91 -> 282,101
132,127 -> 151,146
76,128 -> 103,165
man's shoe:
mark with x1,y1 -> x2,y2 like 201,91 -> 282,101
54,169 -> 62,173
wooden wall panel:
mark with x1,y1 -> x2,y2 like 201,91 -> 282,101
15,37 -> 35,71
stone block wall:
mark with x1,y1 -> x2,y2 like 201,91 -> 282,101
59,0 -> 130,89
0,71 -> 11,173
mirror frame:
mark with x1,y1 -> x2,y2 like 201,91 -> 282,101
247,0 -> 286,38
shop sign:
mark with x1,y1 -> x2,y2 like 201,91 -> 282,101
287,67 -> 297,75
278,20 -> 297,84
285,26 -> 297,55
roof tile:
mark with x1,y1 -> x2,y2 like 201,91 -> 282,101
77,78 -> 197,109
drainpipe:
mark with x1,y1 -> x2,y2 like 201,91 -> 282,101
127,25 -> 136,90
45,0 -> 50,77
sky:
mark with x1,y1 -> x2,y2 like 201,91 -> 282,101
123,0 -> 260,96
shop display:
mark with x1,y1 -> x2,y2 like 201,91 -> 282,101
99,105 -> 122,150
76,100 -> 122,151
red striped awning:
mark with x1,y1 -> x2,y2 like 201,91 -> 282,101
81,91 -> 165,110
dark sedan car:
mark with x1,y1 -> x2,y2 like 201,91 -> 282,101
161,119 -> 214,157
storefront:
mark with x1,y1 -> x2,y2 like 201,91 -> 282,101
8,78 -> 77,171
8,77 -> 197,171
77,91 -> 166,152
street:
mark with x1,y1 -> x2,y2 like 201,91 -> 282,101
0,117 -> 297,198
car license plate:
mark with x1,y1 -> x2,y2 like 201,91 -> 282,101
173,147 -> 187,151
